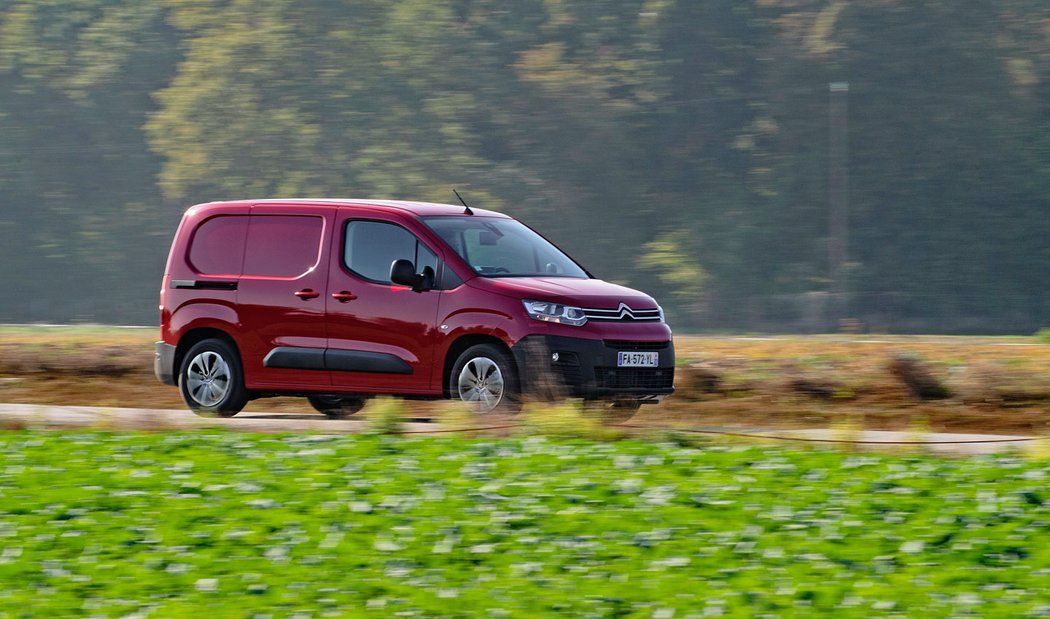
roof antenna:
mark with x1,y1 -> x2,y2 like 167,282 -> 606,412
453,189 -> 474,215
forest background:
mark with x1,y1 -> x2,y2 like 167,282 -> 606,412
0,0 -> 1047,333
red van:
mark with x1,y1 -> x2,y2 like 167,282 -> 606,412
155,200 -> 674,417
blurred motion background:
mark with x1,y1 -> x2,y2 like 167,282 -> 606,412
0,0 -> 1046,333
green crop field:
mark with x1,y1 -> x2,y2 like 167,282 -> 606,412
1,432 -> 1049,617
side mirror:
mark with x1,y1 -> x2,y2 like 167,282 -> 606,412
390,259 -> 417,286
390,259 -> 432,292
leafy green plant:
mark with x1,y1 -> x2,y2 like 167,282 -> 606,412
519,399 -> 616,441
2,432 -> 1050,616
433,399 -> 496,438
362,396 -> 405,435
3,432 -> 1050,616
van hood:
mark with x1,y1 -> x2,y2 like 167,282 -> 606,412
467,276 -> 658,310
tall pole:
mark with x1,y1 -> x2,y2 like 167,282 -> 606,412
829,81 -> 849,303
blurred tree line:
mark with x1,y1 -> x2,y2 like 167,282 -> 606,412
0,0 -> 1046,332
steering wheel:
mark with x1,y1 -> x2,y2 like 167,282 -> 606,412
477,266 -> 511,274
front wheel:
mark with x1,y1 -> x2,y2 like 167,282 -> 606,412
179,339 -> 248,417
450,344 -> 519,413
307,395 -> 366,419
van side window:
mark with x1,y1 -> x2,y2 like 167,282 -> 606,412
188,215 -> 248,276
344,221 -> 438,284
243,215 -> 324,278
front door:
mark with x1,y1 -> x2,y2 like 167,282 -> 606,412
237,204 -> 334,389
325,216 -> 442,394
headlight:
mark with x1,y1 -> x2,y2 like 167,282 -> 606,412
522,299 -> 588,327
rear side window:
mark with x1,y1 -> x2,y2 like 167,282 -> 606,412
344,220 -> 437,284
188,215 -> 248,276
243,215 -> 324,278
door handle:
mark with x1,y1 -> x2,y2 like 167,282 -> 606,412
294,289 -> 320,300
331,291 -> 358,302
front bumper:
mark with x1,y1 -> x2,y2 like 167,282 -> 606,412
511,335 -> 675,400
155,341 -> 177,386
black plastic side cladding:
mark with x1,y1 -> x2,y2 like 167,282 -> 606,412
263,346 -> 412,374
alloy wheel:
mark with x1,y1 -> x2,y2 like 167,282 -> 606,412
185,351 -> 231,407
456,356 -> 505,411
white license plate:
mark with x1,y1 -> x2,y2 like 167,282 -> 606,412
617,351 -> 659,367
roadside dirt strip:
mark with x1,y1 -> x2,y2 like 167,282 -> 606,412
0,403 -> 1039,456
0,403 -> 386,434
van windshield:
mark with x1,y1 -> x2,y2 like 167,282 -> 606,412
423,216 -> 588,278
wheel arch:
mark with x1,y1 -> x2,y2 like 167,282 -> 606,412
442,334 -> 517,398
174,327 -> 241,384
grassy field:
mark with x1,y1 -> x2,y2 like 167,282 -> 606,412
2,326 -> 1050,433
1,431 -> 1050,617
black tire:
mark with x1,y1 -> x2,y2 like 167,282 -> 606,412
585,398 -> 642,424
449,343 -> 519,413
307,395 -> 367,419
178,338 -> 249,417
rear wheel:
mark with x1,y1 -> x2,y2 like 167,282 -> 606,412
307,395 -> 367,419
179,339 -> 248,417
450,344 -> 519,413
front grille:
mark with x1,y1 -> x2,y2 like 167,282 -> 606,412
582,304 -> 662,322
595,367 -> 674,390
603,340 -> 671,351
552,363 -> 584,385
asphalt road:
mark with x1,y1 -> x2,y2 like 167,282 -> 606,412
0,402 -> 415,433
0,403 -> 1038,456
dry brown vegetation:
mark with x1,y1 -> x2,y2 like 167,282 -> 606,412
669,335 -> 1050,434
2,327 -> 1049,434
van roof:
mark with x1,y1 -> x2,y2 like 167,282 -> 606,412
190,199 -> 508,219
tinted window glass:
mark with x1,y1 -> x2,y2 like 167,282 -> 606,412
345,221 -> 437,283
188,215 -> 248,276
242,215 -> 323,278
